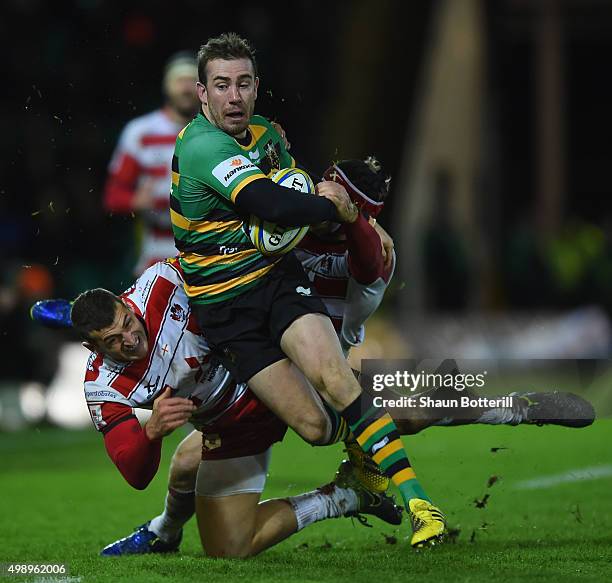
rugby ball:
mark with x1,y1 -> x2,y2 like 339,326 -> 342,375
248,168 -> 314,255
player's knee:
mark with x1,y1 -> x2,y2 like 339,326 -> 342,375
205,539 -> 253,559
319,362 -> 361,411
169,445 -> 200,491
296,410 -> 329,445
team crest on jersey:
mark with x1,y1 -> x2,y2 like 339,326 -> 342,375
170,303 -> 186,322
263,140 -> 281,173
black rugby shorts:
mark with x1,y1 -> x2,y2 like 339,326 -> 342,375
191,253 -> 329,383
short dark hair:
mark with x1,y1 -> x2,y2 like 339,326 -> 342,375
336,157 -> 391,203
197,32 -> 258,85
71,288 -> 121,341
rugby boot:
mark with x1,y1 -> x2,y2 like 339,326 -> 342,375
334,460 -> 402,526
100,521 -> 182,556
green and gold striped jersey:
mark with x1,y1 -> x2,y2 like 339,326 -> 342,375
170,112 -> 295,304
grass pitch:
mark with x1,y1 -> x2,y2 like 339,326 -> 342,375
1,421 -> 611,583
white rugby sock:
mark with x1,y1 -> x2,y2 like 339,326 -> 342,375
287,484 -> 359,531
148,488 -> 195,542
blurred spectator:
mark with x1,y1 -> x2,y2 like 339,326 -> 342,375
104,52 -> 199,274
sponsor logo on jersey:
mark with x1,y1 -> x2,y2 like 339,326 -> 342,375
170,303 -> 186,322
371,436 -> 390,454
85,389 -> 125,400
219,245 -> 240,255
88,404 -> 106,430
212,155 -> 257,187
296,286 -> 312,296
248,148 -> 260,160
141,278 -> 153,300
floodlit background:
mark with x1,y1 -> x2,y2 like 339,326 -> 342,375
2,0 -> 612,428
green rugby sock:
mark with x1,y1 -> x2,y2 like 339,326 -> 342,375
341,394 -> 432,505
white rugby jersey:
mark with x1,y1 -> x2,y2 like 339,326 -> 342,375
105,109 -> 184,273
84,260 -> 247,433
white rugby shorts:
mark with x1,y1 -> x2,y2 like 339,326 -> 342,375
195,448 -> 271,497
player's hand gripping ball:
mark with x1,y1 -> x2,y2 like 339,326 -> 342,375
247,168 -> 314,255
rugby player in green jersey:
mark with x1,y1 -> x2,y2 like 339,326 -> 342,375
170,32 -> 445,548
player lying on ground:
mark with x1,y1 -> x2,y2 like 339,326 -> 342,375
33,259 -> 593,558
66,259 -> 402,558
32,159 -> 412,555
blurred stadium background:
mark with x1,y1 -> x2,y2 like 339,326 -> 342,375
1,0 -> 611,428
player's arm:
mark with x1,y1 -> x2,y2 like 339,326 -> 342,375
190,132 -> 353,226
94,388 -> 195,490
232,127 -> 357,225
340,253 -> 396,355
103,412 -> 163,491
344,213 -> 385,285
341,220 -> 396,354
88,400 -> 161,490
234,179 -> 339,225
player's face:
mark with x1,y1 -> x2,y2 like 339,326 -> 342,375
199,58 -> 258,138
89,301 -> 149,363
165,73 -> 199,118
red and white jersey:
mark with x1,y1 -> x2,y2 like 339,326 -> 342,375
105,109 -> 184,273
295,231 -> 395,353
294,234 -> 351,332
84,260 -> 248,433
